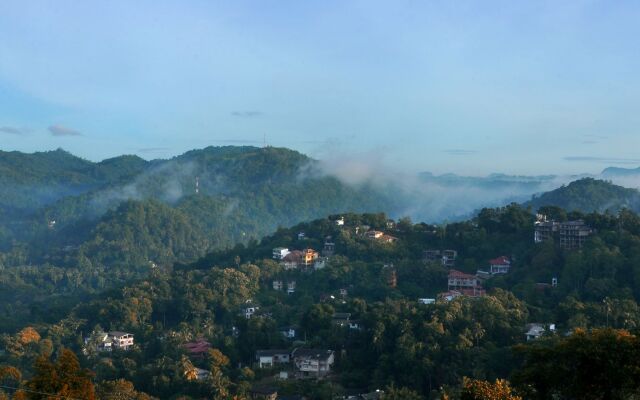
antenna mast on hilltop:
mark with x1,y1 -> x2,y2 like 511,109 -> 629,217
195,176 -> 200,194
263,133 -> 267,148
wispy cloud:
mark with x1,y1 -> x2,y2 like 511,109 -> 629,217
48,124 -> 82,136
581,140 -> 597,145
0,126 -> 27,135
231,110 -> 263,118
444,149 -> 478,156
564,156 -> 640,164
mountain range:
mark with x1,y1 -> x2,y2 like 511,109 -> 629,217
1,145 -> 640,276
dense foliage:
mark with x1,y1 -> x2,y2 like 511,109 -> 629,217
2,204 -> 640,398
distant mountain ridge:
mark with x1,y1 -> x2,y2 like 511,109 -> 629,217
525,178 -> 640,213
601,166 -> 640,177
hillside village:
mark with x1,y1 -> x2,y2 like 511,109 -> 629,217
3,203 -> 634,400
180,212 -> 594,396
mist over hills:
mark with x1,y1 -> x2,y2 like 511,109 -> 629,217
1,145 -> 640,273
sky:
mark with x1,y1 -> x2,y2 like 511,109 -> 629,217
0,0 -> 639,175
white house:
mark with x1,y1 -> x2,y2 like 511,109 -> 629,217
108,331 -> 134,350
292,349 -> 335,377
336,217 -> 345,226
280,326 -> 296,339
525,323 -> 556,341
273,247 -> 290,260
273,280 -> 284,290
287,281 -> 296,295
418,298 -> 436,305
256,350 -> 291,368
314,258 -> 327,270
489,256 -> 511,275
243,305 -> 259,319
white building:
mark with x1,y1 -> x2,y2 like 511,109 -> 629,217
525,323 -> 556,341
256,350 -> 291,368
272,247 -> 290,260
243,306 -> 259,319
489,256 -> 511,275
292,349 -> 335,377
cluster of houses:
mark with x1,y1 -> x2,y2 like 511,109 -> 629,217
271,216 -> 400,273
534,215 -> 593,250
433,256 -> 512,301
83,331 -> 134,353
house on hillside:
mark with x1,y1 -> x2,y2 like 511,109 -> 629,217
183,338 -> 211,359
332,313 -> 352,327
302,248 -> 319,266
287,281 -> 296,295
314,257 -> 327,270
273,280 -> 284,290
108,331 -> 134,350
273,247 -> 290,260
534,216 -> 593,250
282,250 -> 303,270
365,230 -> 384,239
438,290 -> 462,301
243,303 -> 259,319
489,256 -> 511,274
336,216 -> 345,226
322,237 -> 335,257
424,249 -> 457,267
447,270 -> 485,297
256,349 -> 291,368
292,348 -> 335,378
280,326 -> 297,339
559,220 -> 593,250
525,323 -> 556,341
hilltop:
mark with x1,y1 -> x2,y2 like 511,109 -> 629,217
525,177 -> 640,213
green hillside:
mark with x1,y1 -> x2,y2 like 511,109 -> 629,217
526,178 -> 640,213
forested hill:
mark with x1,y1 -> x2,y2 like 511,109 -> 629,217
0,146 -> 393,273
6,206 -> 640,398
525,177 -> 640,213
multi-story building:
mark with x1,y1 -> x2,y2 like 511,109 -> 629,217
292,349 -> 335,378
534,218 -> 593,250
447,270 -> 485,297
559,220 -> 593,250
534,220 -> 559,243
108,331 -> 134,350
302,249 -> 319,266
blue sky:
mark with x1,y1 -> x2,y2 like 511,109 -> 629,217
0,0 -> 639,175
